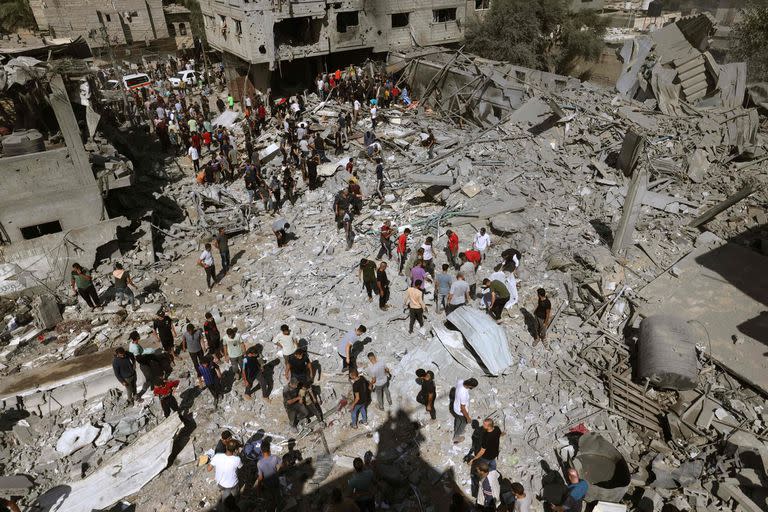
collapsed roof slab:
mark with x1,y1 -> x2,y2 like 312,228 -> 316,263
445,307 -> 513,376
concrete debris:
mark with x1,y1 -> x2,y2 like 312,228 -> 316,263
35,415 -> 183,512
1,37 -> 767,512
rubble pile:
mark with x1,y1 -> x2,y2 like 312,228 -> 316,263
1,31 -> 767,512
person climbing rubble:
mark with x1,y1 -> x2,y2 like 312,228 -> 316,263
112,347 -> 137,406
416,369 -> 436,420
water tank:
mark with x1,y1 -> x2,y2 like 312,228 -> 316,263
637,315 -> 698,390
2,129 -> 45,156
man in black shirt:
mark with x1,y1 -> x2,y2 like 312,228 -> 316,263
285,348 -> 314,385
153,310 -> 177,362
416,369 -> 436,420
214,227 -> 230,273
468,418 -> 502,498
376,261 -> 390,310
534,288 -> 552,345
349,369 -> 370,428
283,378 -> 311,431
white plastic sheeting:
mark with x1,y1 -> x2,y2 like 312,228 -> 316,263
446,307 -> 512,376
55,423 -> 101,455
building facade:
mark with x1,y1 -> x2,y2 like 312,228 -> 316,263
29,0 -> 169,48
199,0 -> 493,86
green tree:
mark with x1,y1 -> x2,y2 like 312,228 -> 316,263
731,2 -> 768,81
465,0 -> 607,76
0,0 -> 37,32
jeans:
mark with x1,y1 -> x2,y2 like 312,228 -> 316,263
374,380 -> 391,408
219,250 -> 230,272
114,287 -> 134,306
77,285 -> 101,308
436,293 -> 448,313
340,353 -> 350,371
229,356 -> 243,378
189,350 -> 204,377
218,484 -> 239,512
192,158 -> 200,173
453,414 -> 468,441
207,380 -> 222,405
398,252 -> 407,273
204,265 -> 217,289
351,403 -> 368,426
408,307 -> 424,333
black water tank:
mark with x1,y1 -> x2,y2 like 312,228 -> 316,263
648,0 -> 663,17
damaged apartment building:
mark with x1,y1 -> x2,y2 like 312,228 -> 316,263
0,49 -> 134,296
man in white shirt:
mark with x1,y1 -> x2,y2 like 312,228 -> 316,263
198,243 -> 216,291
452,378 -> 478,443
207,440 -> 243,507
273,324 -> 299,353
353,99 -> 361,124
338,325 -> 367,371
367,352 -> 391,410
474,228 -> 491,260
188,145 -> 200,173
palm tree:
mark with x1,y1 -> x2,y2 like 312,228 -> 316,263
0,0 -> 37,33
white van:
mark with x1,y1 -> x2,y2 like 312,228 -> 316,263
122,73 -> 152,91
169,70 -> 197,88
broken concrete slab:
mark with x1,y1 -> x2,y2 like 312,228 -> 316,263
34,414 -> 183,512
445,307 -> 512,376
56,423 -> 101,455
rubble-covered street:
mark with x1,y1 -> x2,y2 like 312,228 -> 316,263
1,11 -> 767,512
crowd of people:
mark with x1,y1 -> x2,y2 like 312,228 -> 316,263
91,60 -> 576,512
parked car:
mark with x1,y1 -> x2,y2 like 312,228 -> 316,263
169,70 -> 197,88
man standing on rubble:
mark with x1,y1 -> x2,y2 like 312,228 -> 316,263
482,278 -> 510,321
446,230 -> 459,268
405,279 -> 427,335
285,347 -> 314,385
426,128 -> 436,159
338,325 -> 367,371
243,345 -> 270,402
397,228 -> 411,275
376,220 -> 394,260
446,272 -> 471,314
71,263 -> 101,309
182,323 -> 205,381
459,253 -> 477,299
223,328 -> 246,380
199,355 -> 223,409
473,228 -> 491,260
468,418 -> 502,498
272,218 -> 290,247
188,143 -> 200,173
348,369 -> 371,428
153,309 -> 177,363
435,264 -> 454,314
416,369 -> 437,420
283,378 -> 312,432
112,347 -> 137,406
207,439 -> 243,509
534,288 -> 553,345
452,378 -> 478,444
213,227 -> 230,273
367,352 -> 391,411
376,261 -> 390,310
358,258 -> 378,303
198,243 -> 216,291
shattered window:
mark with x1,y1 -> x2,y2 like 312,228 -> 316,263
475,0 -> 491,9
20,221 -> 62,240
337,11 -> 359,33
433,8 -> 457,22
391,12 -> 409,28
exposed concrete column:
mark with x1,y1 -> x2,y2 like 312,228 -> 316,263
48,74 -> 92,188
612,167 -> 647,254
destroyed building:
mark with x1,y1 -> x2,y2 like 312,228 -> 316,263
0,10 -> 766,512
0,51 -> 134,294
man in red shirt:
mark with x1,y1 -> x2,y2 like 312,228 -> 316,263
446,230 -> 459,268
397,227 -> 411,276
153,378 -> 180,417
464,248 -> 482,267
377,220 -> 394,260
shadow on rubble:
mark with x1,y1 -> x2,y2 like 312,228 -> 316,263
0,405 -> 30,432
202,408 -> 467,511
693,223 -> 768,347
